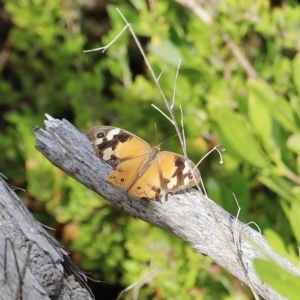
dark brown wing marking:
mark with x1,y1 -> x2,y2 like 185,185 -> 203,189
87,127 -> 132,166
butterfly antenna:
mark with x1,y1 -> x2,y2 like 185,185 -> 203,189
180,105 -> 187,151
154,123 -> 159,146
160,133 -> 182,147
154,123 -> 179,147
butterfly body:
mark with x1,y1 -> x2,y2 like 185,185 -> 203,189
87,126 -> 200,201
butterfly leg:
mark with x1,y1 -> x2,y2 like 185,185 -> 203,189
154,188 -> 163,202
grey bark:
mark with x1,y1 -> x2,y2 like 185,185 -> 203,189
0,173 -> 93,298
3,115 -> 299,299
33,115 -> 300,300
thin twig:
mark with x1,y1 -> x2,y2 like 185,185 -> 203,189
151,104 -> 174,125
222,32 -> 258,79
114,12 -> 260,299
0,172 -> 8,179
175,0 -> 213,24
195,145 -> 225,169
171,59 -> 181,110
245,222 -> 261,234
84,9 -> 261,299
157,64 -> 168,82
179,106 -> 186,151
83,24 -> 130,53
233,195 -> 261,236
116,8 -> 187,155
116,269 -> 161,300
4,239 -> 34,300
15,240 -> 33,300
110,17 -> 208,201
233,193 -> 241,249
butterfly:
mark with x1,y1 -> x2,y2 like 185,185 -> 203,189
87,126 -> 200,201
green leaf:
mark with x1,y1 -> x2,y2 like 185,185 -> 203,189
254,258 -> 300,300
259,173 -> 296,203
264,229 -> 286,255
285,201 -> 300,245
287,133 -> 300,154
148,40 -> 182,66
213,110 -> 267,168
293,53 -> 300,96
248,79 -> 273,152
248,79 -> 297,132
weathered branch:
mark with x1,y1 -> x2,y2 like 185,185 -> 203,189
33,115 -> 299,300
0,174 -> 92,299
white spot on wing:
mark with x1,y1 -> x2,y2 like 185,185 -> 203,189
167,177 -> 177,189
183,162 -> 189,174
103,148 -> 114,160
184,176 -> 190,185
107,128 -> 120,141
95,137 -> 103,145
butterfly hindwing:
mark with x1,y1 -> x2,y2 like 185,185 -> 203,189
115,152 -> 199,200
158,152 -> 200,193
129,159 -> 162,200
107,154 -> 149,190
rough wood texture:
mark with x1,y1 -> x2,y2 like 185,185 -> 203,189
0,177 -> 92,299
32,115 -> 299,300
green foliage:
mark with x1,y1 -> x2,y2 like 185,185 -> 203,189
254,258 -> 300,300
1,0 -> 300,298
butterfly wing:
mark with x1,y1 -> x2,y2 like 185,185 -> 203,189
107,154 -> 150,190
87,126 -> 151,166
129,152 -> 200,200
158,152 -> 200,193
87,126 -> 152,189
128,159 -> 162,200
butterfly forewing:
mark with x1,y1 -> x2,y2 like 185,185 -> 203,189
113,134 -> 151,161
87,126 -> 151,166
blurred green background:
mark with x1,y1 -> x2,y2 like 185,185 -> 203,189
1,0 -> 300,299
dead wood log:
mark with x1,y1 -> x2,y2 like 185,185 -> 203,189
0,176 -> 92,299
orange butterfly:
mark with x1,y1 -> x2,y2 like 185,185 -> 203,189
87,126 -> 200,201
